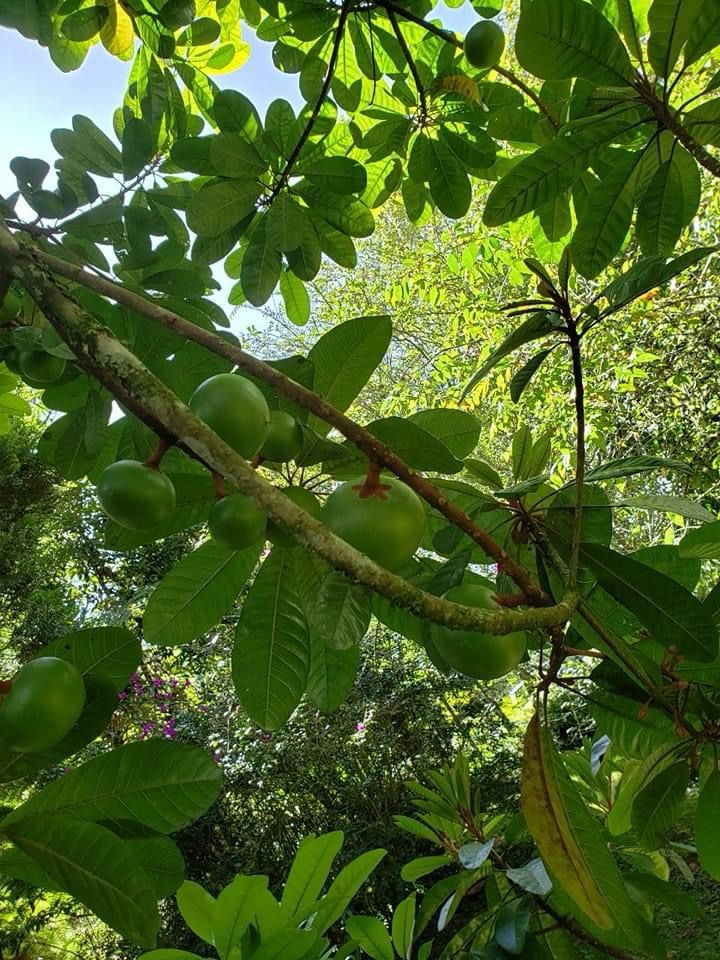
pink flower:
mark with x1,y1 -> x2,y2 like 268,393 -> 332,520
197,704 -> 209,713
118,691 -> 128,700
355,722 -> 366,732
213,749 -> 222,763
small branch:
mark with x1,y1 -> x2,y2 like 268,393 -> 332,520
636,78 -> 720,179
537,900 -> 641,960
567,320 -> 585,587
0,218 -> 576,637
267,3 -> 351,204
386,8 -> 427,118
376,0 -> 558,127
27,244 -> 550,607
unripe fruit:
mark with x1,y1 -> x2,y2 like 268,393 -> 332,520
322,476 -> 425,570
189,373 -> 270,459
97,460 -> 176,530
260,410 -> 303,462
209,493 -> 267,550
3,347 -> 21,375
269,486 -> 322,547
431,583 -> 526,680
0,657 -> 86,752
464,20 -> 505,69
18,350 -> 66,384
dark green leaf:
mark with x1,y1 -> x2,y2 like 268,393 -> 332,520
495,895 -> 532,955
679,520 -> 720,559
631,761 -> 689,850
186,181 -> 260,237
62,6 -> 108,41
648,0 -> 701,78
696,769 -> 720,880
510,349 -> 553,402
38,626 -> 140,693
122,118 -> 154,180
463,312 -> 556,397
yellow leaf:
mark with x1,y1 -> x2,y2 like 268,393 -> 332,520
99,0 -> 134,59
432,74 -> 480,103
521,712 -> 613,929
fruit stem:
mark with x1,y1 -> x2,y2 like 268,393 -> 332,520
354,460 -> 392,500
250,453 -> 264,470
0,679 -> 12,695
144,437 -> 171,470
212,471 -> 226,499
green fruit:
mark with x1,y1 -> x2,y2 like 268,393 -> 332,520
464,20 -> 505,68
269,486 -> 322,547
3,347 -> 21,375
0,657 -> 86,752
189,373 -> 270,459
97,460 -> 176,530
209,493 -> 267,550
431,583 -> 526,681
0,288 -> 21,322
260,410 -> 303,462
323,475 -> 425,570
18,350 -> 66,384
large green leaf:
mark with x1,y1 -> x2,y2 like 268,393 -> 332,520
233,549 -> 310,730
600,246 -> 717,312
241,218 -> 283,306
606,743 -> 682,835
696,769 -> 720,880
126,833 -> 185,899
346,916 -> 394,960
144,539 -> 262,646
186,180 -> 260,237
407,408 -> 480,459
300,186 -> 375,237
38,626 -> 140,693
583,455 -> 691,481
679,520 -> 720,559
426,139 -> 471,219
307,631 -> 360,713
4,815 -> 159,946
310,572 -> 372,650
305,156 -> 367,195
122,117 -> 154,180
280,267 -> 311,325
631,761 -> 689,850
311,848 -> 387,934
684,0 -> 720,65
521,714 -> 643,946
281,831 -> 344,919
579,542 -> 718,661
572,150 -> 642,278
636,145 -> 701,256
364,417 -> 464,472
391,894 -> 416,960
495,895 -> 532,955
3,740 -> 222,833
463,312 -> 557,396
213,875 -> 278,960
176,880 -> 216,944
515,0 -> 635,86
647,0 -> 701,77
304,314 -> 392,440
546,484 -> 613,548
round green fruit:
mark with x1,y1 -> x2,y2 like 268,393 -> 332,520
322,476 -> 425,570
0,657 -> 86,752
431,583 -> 526,681
464,20 -> 505,68
260,410 -> 303,463
18,349 -> 66,384
189,373 -> 270,459
209,493 -> 267,550
3,347 -> 21,375
269,486 -> 322,547
97,460 -> 176,530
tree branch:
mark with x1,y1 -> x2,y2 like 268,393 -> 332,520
386,8 -> 427,119
537,900 -> 641,960
636,79 -> 720,179
567,319 -> 585,587
267,3 -> 351,204
26,242 -> 551,607
0,220 -> 575,635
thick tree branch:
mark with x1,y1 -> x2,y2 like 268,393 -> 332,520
0,221 -> 575,635
26,242 -> 551,607
376,0 -> 559,128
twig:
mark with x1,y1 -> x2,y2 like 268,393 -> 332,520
386,7 -> 427,119
567,319 -> 585,587
26,243 -> 551,607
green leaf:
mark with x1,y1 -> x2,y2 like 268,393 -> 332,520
126,834 -> 185,900
310,572 -> 372,650
515,0 -> 635,86
213,875 -> 277,960
4,815 -> 159,946
407,408 -> 480,459
696,769 -> 720,880
176,881 -> 216,944
233,549 -> 310,730
306,634 -> 360,713
211,132 -> 268,177
458,840 -> 495,869
584,455 -> 691,481
241,219 -> 283,306
346,916 -> 394,960
38,625 -> 140,693
579,542 -> 718,661
600,246 -> 717,312
281,831 -> 344,919
546,484 -> 613,549
685,0 -> 720,65
140,953 -> 203,960
306,157 -> 367,195
364,416 -> 463,472
505,858 -> 552,896
62,6 -> 108,41
300,186 -> 375,238
647,0 -> 701,78
186,181 -> 260,237
424,139 -> 471,220
619,495 -> 714,522
636,145 -> 701,256
495,895 -> 532,955
122,118 -> 154,180
464,458 -> 504,489
521,713 -> 634,932
463,312 -> 556,397
512,425 -> 533,481
400,855 -> 452,881
510,349 -> 554,403
267,194 -> 308,252
625,872 -> 702,918
144,539 -> 262,646
679,520 -> 720,559
280,268 -> 311,325
392,894 -> 416,960
631,761 -> 689,850
305,314 -> 392,440
572,150 -> 642,278
311,848 -> 386,934
3,740 -> 222,833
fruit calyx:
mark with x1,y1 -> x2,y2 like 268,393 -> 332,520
352,461 -> 392,500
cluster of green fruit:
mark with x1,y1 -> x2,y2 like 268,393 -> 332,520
0,657 -> 86,753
